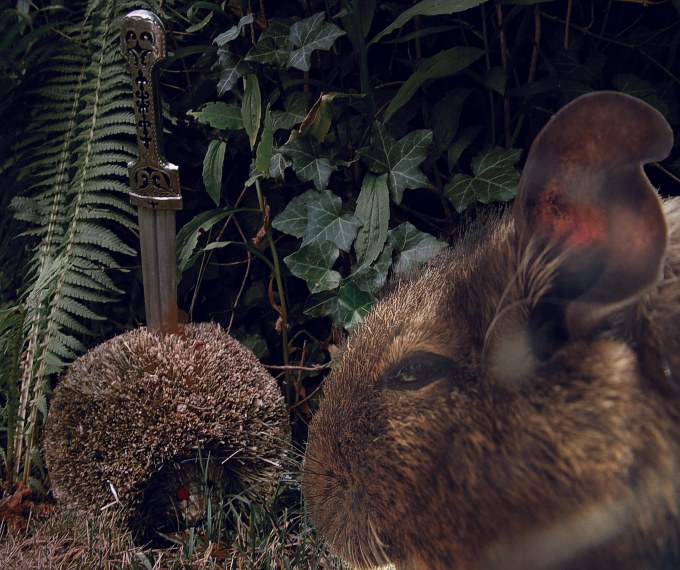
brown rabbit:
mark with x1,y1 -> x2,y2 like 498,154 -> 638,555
302,91 -> 680,569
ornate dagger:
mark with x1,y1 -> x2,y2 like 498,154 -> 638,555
121,10 -> 181,334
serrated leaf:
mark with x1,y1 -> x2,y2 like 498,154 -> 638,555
272,190 -> 320,237
383,46 -> 483,122
284,241 -> 341,293
287,12 -> 346,71
281,138 -> 334,190
214,14 -> 254,46
358,123 -> 432,203
242,74 -> 262,150
255,105 -> 274,174
303,190 -> 362,251
202,140 -> 226,206
189,102 -> 244,131
388,222 -> 447,274
370,0 -> 486,44
444,147 -> 521,212
354,172 -> 390,265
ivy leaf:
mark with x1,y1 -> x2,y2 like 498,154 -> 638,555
358,123 -> 432,204
303,190 -> 362,251
287,12 -> 346,71
272,190 -> 320,238
202,140 -> 226,206
272,92 -> 312,132
444,147 -> 521,213
354,172 -> 390,266
269,152 -> 289,180
189,102 -> 244,131
245,18 -> 292,66
281,137 -> 334,190
284,241 -> 341,293
388,222 -> 446,275
217,49 -> 249,96
214,13 -> 254,46
304,282 -> 375,330
336,282 -> 374,329
303,290 -> 338,319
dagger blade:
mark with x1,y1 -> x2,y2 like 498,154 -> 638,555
121,10 -> 182,334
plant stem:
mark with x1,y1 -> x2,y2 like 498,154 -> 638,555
254,178 -> 291,400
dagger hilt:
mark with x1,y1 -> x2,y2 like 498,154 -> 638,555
121,10 -> 181,210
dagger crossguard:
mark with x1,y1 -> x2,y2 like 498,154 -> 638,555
121,10 -> 181,210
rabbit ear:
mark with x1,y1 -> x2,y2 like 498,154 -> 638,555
514,92 -> 672,325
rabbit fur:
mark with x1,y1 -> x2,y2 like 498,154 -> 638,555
302,91 -> 680,569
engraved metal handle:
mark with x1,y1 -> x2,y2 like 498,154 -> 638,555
121,10 -> 181,210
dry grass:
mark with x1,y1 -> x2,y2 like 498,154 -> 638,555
0,480 -> 346,569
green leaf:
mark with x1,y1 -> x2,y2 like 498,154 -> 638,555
287,12 -> 346,71
429,88 -> 471,162
242,74 -> 262,150
447,125 -> 484,171
284,241 -> 341,293
214,13 -> 254,46
388,222 -> 447,275
186,12 -> 214,34
202,140 -> 227,206
288,92 -> 340,144
255,105 -> 274,174
358,123 -> 432,204
370,0 -> 486,45
272,190 -> 320,237
217,50 -> 249,96
336,281 -> 374,329
303,282 -> 375,330
303,290 -> 338,319
272,92 -> 312,131
354,172 -> 390,265
482,66 -> 507,95
189,102 -> 244,131
269,152 -> 289,180
176,208 -> 232,275
281,138 -> 334,191
444,147 -> 521,213
245,21 -> 293,67
383,47 -> 483,122
303,190 -> 362,251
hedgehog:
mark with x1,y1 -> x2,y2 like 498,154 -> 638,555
44,322 -> 290,542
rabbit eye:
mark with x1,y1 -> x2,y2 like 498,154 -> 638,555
381,351 -> 456,391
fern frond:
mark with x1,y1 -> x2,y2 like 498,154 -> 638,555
10,0 -> 163,482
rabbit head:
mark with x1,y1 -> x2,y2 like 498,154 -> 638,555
303,91 -> 680,569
